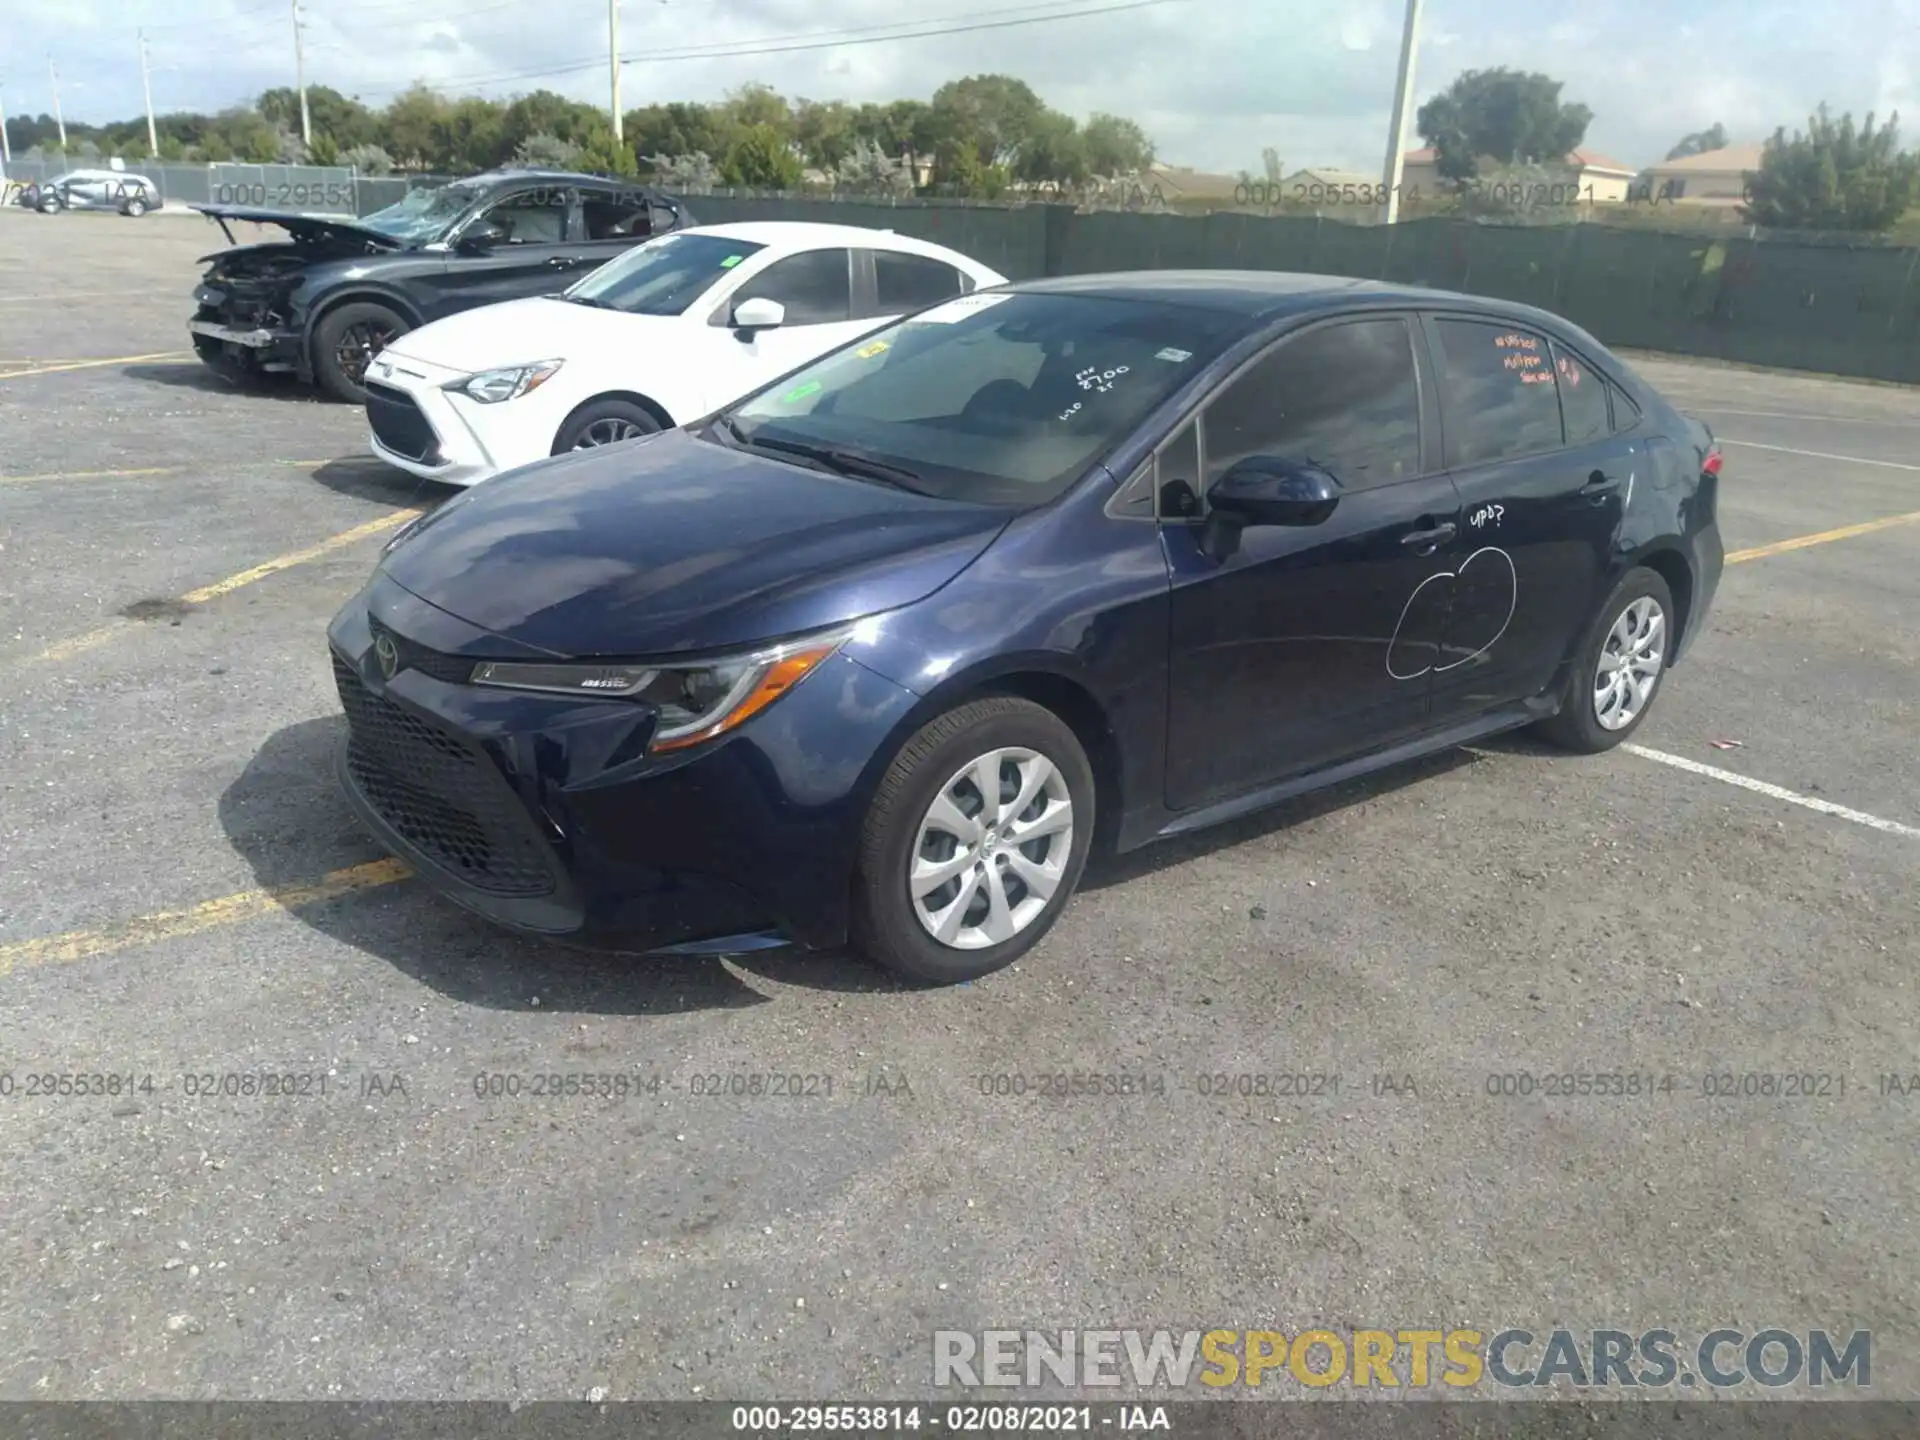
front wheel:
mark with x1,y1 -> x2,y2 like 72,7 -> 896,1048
850,696 -> 1094,985
313,301 -> 408,403
37,192 -> 64,214
1534,566 -> 1676,753
553,398 -> 663,452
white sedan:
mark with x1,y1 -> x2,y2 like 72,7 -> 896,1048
362,220 -> 1008,487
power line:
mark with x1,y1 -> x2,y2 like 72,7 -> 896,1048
345,0 -> 1189,98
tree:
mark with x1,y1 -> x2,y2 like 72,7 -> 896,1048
644,152 -> 720,189
512,132 -> 581,169
793,98 -> 857,170
1015,111 -> 1088,189
1741,106 -> 1920,231
383,84 -> 450,168
575,128 -> 638,178
835,138 -> 911,194
1415,67 -> 1592,183
720,124 -> 802,188
723,84 -> 792,138
1261,146 -> 1282,184
1082,113 -> 1155,176
343,143 -> 394,175
929,74 -> 1045,168
434,96 -> 509,172
1666,123 -> 1728,161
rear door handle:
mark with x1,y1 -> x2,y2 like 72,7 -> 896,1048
1401,521 -> 1457,553
547,255 -> 581,268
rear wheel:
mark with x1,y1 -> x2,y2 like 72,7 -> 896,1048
553,398 -> 663,452
850,697 -> 1093,985
1535,566 -> 1675,753
313,301 -> 408,403
37,192 -> 63,214
123,196 -> 149,217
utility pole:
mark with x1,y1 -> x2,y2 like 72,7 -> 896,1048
1379,0 -> 1423,224
292,0 -> 311,146
0,84 -> 12,166
608,0 -> 623,142
49,56 -> 67,151
139,31 -> 159,157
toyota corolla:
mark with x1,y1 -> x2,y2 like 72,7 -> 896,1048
328,272 -> 1722,984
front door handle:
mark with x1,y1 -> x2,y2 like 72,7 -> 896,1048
546,255 -> 580,268
1401,521 -> 1457,554
1584,468 -> 1623,489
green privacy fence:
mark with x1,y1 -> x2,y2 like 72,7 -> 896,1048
690,194 -> 1920,384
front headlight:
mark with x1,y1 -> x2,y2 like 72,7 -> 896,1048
451,359 -> 563,404
468,627 -> 851,752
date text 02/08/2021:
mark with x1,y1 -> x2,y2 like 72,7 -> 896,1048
730,1405 -> 1170,1433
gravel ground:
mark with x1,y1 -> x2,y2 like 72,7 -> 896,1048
1,207 -> 1916,1405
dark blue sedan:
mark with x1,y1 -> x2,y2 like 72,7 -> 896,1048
328,271 -> 1723,983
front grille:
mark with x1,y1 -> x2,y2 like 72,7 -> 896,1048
365,381 -> 440,463
369,618 -> 481,685
333,653 -> 556,897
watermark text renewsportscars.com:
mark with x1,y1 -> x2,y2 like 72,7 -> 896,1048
933,1327 -> 1870,1390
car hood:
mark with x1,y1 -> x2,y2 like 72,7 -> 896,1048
191,203 -> 405,253
379,428 -> 1012,658
382,296 -> 667,374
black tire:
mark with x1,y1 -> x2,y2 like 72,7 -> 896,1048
123,196 -> 149,217
850,696 -> 1095,985
38,192 -> 64,214
1534,566 -> 1676,753
552,398 -> 664,453
312,301 -> 409,403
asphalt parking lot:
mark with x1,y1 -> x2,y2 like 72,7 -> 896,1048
1,207 -> 1917,1403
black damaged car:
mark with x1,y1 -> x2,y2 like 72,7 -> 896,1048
187,168 -> 693,403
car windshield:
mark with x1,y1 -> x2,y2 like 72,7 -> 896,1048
356,182 -> 486,242
564,232 -> 767,315
716,291 -> 1244,505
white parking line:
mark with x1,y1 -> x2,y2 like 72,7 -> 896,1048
1623,745 -> 1920,840
1720,438 -> 1920,472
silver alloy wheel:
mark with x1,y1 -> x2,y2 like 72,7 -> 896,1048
909,746 -> 1074,950
1593,595 -> 1665,730
573,417 -> 648,448
126,198 -> 147,216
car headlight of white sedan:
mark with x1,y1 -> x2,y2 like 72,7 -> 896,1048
449,360 -> 564,404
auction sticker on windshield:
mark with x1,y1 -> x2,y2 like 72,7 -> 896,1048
908,293 -> 1013,324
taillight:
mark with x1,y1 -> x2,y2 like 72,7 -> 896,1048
1702,448 -> 1723,476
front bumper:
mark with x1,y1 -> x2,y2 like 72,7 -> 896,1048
327,574 -> 921,953
188,317 -> 303,373
363,357 -> 533,488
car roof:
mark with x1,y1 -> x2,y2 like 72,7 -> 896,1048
1005,269 -> 1576,330
680,219 -> 988,263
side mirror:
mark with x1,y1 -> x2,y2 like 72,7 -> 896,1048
1207,454 -> 1342,528
458,219 -> 509,252
732,297 -> 786,331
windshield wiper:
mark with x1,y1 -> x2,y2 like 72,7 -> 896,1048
736,434 -> 927,494
563,293 -> 614,309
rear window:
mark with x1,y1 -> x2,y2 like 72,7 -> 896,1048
873,250 -> 969,313
1430,318 -> 1564,466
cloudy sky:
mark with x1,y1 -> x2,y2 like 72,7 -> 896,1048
3,0 -> 1915,174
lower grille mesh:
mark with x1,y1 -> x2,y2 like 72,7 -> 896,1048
333,653 -> 555,897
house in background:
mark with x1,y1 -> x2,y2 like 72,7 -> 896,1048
1143,163 -> 1245,203
1399,146 -> 1639,202
1635,143 -> 1765,205
1275,167 -> 1377,198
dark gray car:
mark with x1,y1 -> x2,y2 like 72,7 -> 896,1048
187,168 -> 693,403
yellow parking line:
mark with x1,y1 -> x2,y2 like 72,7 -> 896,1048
1725,509 -> 1920,564
0,350 -> 193,380
0,465 -> 183,485
0,860 -> 412,978
24,508 -> 420,664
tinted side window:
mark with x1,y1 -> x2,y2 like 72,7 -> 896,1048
1201,318 -> 1421,493
578,187 -> 652,240
1431,318 -> 1563,465
475,189 -> 567,244
1552,341 -> 1609,446
1158,421 -> 1202,518
873,251 -> 967,313
1610,384 -> 1642,433
730,249 -> 852,324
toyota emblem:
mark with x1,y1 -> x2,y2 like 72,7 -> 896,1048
374,632 -> 399,680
